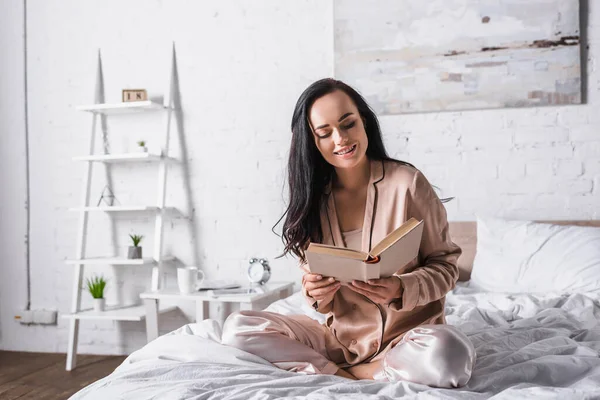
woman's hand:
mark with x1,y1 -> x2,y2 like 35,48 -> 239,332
302,273 -> 341,301
347,276 -> 403,305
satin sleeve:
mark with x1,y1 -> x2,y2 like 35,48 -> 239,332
389,170 -> 461,312
300,261 -> 334,314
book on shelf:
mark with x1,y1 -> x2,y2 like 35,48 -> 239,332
206,287 -> 263,297
197,280 -> 241,291
305,218 -> 424,282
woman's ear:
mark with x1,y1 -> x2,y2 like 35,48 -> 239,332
362,116 -> 367,128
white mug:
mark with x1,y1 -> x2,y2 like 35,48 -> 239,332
177,266 -> 205,294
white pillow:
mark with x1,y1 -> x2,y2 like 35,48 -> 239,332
469,217 -> 600,294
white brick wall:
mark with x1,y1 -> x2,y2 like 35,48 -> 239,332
1,0 -> 599,355
0,0 -> 29,351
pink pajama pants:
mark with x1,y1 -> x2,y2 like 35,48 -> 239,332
221,310 -> 476,388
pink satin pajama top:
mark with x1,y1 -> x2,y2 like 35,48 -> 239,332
302,160 -> 462,366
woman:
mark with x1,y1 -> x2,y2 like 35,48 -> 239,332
221,78 -> 475,387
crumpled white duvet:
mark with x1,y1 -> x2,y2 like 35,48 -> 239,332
70,285 -> 600,400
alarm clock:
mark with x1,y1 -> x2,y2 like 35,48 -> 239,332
247,258 -> 271,285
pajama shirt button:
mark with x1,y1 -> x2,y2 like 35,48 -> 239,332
372,342 -> 378,348
351,339 -> 357,345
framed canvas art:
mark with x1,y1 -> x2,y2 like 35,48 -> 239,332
334,0 -> 582,114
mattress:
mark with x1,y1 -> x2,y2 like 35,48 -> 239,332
70,284 -> 600,399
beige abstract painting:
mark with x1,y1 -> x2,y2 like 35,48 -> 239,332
334,0 -> 582,114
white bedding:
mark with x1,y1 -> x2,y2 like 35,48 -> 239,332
71,284 -> 600,399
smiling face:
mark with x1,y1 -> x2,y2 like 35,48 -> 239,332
308,90 -> 369,170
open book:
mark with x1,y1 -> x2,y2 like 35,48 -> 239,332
305,218 -> 424,282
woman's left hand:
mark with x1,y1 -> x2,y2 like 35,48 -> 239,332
347,276 -> 403,305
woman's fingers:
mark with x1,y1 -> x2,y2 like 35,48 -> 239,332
348,280 -> 391,303
309,281 -> 341,298
346,284 -> 385,303
348,283 -> 377,297
304,273 -> 325,282
365,278 -> 393,287
305,276 -> 338,290
350,280 -> 382,291
302,273 -> 341,300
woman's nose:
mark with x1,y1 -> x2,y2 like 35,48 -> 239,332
332,128 -> 349,144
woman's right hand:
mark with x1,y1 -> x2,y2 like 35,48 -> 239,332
302,273 -> 341,301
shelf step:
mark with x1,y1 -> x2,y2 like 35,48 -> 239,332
65,257 -> 174,266
73,153 -> 172,163
69,206 -> 160,212
61,304 -> 176,321
76,101 -> 166,115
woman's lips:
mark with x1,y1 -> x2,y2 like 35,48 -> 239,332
334,144 -> 357,158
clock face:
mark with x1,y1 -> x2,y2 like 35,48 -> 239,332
248,262 -> 265,283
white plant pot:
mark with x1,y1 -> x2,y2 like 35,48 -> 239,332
93,298 -> 105,312
137,146 -> 148,153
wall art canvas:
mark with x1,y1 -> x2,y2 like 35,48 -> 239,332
334,0 -> 582,114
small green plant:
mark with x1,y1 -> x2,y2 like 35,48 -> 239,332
129,234 -> 143,247
86,275 -> 107,299
137,140 -> 146,147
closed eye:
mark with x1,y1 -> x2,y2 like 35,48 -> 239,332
342,121 -> 356,130
315,121 -> 356,138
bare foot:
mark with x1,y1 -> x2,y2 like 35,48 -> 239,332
334,368 -> 358,380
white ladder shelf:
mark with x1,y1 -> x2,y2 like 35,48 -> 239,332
63,46 -> 179,371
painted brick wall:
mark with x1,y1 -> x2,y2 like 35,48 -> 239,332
0,0 -> 29,350
1,0 -> 598,355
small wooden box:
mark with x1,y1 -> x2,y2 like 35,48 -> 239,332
122,89 -> 148,102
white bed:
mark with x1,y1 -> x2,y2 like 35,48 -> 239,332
70,220 -> 600,399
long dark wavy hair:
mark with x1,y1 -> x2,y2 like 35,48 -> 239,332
274,78 -> 414,262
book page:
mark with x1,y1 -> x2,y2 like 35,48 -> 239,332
377,221 -> 424,277
370,218 -> 422,257
305,251 -> 370,282
306,243 -> 368,260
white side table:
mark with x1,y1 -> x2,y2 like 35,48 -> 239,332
140,282 -> 294,342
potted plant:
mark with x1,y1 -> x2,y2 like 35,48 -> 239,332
128,234 -> 143,259
86,275 -> 107,312
137,140 -> 148,152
